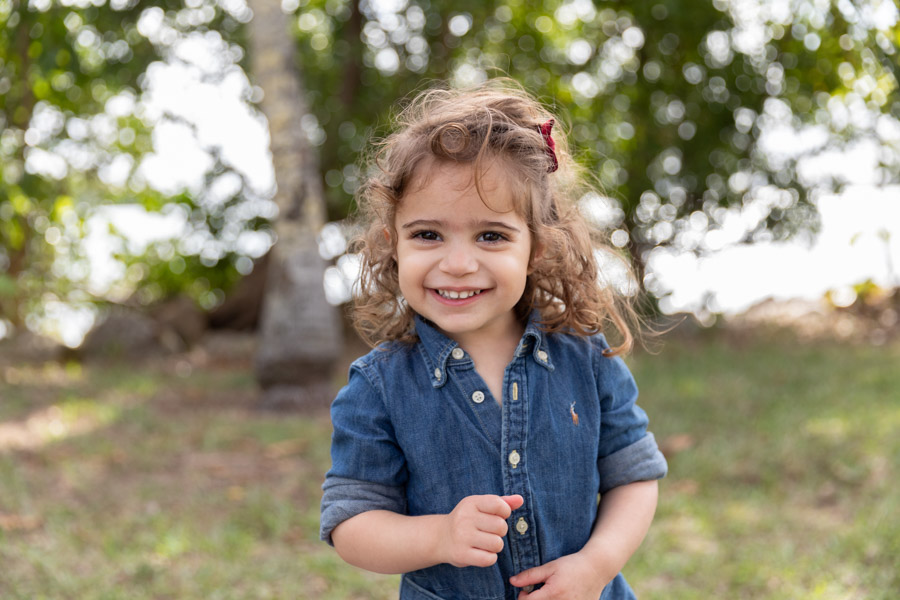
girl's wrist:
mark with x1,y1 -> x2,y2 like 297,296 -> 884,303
422,513 -> 450,566
578,538 -> 627,583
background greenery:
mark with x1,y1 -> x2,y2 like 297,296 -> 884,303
1,327 -> 897,598
2,0 -> 898,335
2,2 -> 899,597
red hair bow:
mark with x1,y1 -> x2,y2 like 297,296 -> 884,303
538,119 -> 559,173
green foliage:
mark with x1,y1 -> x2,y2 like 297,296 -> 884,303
1,0 -> 898,334
1,0 -> 154,322
115,241 -> 244,310
294,0 -> 899,264
0,0 -> 255,331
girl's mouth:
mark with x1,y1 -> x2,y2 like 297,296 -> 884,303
435,289 -> 483,300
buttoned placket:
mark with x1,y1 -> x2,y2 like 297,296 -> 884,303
417,321 -> 550,584
501,338 -> 542,578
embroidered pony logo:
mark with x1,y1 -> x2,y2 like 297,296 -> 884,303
569,401 -> 579,426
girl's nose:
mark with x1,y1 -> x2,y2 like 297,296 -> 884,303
439,243 -> 478,276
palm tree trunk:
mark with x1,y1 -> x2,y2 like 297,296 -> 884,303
246,0 -> 342,408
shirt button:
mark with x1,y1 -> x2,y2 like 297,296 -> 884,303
434,368 -> 442,380
451,348 -> 464,360
508,450 -> 520,468
537,350 -> 548,362
471,390 -> 485,404
516,517 -> 529,535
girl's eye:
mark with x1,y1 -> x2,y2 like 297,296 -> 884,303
413,230 -> 440,242
478,231 -> 506,243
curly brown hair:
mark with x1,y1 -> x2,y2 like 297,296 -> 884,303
350,79 -> 639,355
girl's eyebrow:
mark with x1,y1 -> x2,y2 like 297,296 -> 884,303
400,219 -> 521,233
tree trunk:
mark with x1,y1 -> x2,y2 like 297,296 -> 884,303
246,0 -> 342,409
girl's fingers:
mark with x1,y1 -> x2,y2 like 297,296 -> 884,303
500,494 -> 524,511
471,531 -> 505,554
473,512 -> 508,537
474,495 -> 514,518
509,563 -> 551,588
466,548 -> 500,568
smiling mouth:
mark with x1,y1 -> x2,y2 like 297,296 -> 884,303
435,289 -> 484,300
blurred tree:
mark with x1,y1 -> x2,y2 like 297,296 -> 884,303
2,0 -> 342,401
246,0 -> 342,406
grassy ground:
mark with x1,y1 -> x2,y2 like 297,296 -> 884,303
0,329 -> 897,599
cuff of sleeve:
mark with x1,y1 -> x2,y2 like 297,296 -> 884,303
597,432 -> 668,494
320,476 -> 407,546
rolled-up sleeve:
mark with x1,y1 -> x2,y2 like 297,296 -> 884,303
320,362 -> 408,545
593,336 -> 668,494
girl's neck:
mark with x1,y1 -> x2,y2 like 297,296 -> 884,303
446,316 -> 525,362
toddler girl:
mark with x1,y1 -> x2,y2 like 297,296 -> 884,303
320,80 -> 667,600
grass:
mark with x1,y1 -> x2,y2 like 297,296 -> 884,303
627,331 -> 900,599
0,329 -> 897,599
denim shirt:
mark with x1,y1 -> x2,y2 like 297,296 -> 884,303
321,313 -> 668,600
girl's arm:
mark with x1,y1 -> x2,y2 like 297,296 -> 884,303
509,479 -> 659,599
331,510 -> 445,573
332,494 -> 524,575
580,479 -> 659,580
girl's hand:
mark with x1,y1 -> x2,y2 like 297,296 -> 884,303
509,551 -> 614,600
439,494 -> 524,568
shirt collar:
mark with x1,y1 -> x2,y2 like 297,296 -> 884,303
414,310 -> 554,389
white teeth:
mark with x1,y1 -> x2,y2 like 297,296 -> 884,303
437,289 -> 482,299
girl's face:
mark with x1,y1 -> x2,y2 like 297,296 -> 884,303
394,161 -> 533,349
